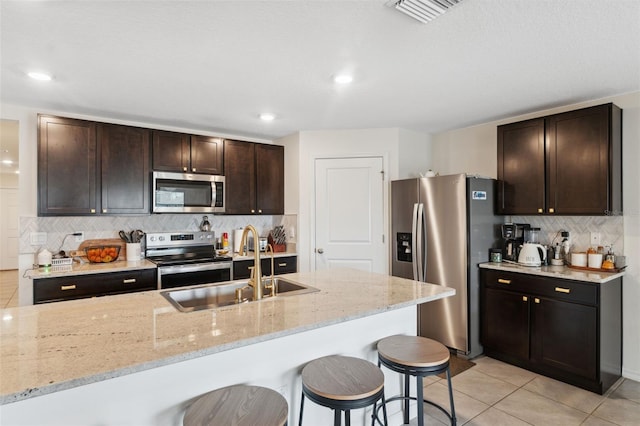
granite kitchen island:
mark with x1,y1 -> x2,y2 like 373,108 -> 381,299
1,268 -> 454,425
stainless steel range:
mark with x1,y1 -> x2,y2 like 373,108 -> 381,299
145,231 -> 232,289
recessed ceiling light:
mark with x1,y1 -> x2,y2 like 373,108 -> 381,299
2,160 -> 13,165
27,71 -> 52,81
333,74 -> 353,84
260,113 -> 276,122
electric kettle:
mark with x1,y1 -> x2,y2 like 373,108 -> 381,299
518,243 -> 547,266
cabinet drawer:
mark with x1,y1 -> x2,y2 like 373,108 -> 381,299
233,256 -> 298,280
272,256 -> 297,275
482,269 -> 597,306
34,269 -> 156,304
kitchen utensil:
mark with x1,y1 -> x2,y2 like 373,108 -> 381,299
119,230 -> 131,243
518,243 -> 546,266
132,230 -> 144,243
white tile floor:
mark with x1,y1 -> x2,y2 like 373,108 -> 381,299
2,269 -> 639,425
417,356 -> 640,426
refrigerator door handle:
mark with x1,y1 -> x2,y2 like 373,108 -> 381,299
417,203 -> 426,282
411,203 -> 419,280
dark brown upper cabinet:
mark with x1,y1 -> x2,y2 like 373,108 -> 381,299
38,115 -> 98,215
224,140 -> 284,215
497,103 -> 622,215
152,131 -> 223,175
99,124 -> 150,214
38,115 -> 150,216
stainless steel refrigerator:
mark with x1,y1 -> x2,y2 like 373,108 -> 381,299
391,174 -> 500,358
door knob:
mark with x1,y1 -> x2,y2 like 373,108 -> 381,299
317,248 -> 324,254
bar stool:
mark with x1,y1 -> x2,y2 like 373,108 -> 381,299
183,384 -> 288,426
374,335 -> 456,426
298,355 -> 388,426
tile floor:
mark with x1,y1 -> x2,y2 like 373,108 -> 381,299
417,356 -> 640,425
2,269 -> 639,425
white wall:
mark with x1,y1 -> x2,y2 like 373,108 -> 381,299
429,91 -> 640,381
279,128 -> 431,273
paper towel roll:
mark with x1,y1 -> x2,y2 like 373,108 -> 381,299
233,229 -> 244,253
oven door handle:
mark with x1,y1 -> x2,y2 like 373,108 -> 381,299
158,262 -> 232,275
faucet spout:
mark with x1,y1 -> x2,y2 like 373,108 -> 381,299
239,225 -> 263,301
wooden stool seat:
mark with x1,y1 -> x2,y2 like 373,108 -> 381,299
375,335 -> 456,426
183,384 -> 288,426
299,355 -> 387,425
377,334 -> 450,368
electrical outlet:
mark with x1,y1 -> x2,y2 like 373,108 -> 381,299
590,232 -> 601,246
75,232 -> 84,242
30,232 -> 47,245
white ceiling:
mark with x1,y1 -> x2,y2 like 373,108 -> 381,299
1,0 -> 639,141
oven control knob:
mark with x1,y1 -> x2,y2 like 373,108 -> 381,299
149,236 -> 156,242
159,236 -> 165,241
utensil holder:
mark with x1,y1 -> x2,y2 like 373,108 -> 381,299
126,243 -> 141,261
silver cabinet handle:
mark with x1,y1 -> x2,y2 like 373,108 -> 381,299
317,248 -> 324,254
278,263 -> 287,267
123,279 -> 136,284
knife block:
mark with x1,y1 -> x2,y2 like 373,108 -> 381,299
268,235 -> 286,252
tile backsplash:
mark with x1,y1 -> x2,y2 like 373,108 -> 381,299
20,214 -> 298,255
509,215 -> 624,254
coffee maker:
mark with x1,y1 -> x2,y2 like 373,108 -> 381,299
501,223 -> 530,261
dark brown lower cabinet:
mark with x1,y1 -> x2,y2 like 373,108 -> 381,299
480,269 -> 621,394
34,269 -> 157,304
233,256 -> 297,280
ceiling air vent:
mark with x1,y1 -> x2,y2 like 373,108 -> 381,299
393,0 -> 463,23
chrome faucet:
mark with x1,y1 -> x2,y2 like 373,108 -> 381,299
239,225 -> 263,301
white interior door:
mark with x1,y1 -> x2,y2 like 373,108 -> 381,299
0,188 -> 19,270
314,157 -> 385,273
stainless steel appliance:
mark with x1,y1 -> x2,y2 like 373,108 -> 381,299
145,231 -> 232,289
391,174 -> 501,358
152,172 -> 225,213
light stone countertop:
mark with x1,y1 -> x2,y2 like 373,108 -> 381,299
479,261 -> 625,283
0,268 -> 454,404
231,249 -> 298,261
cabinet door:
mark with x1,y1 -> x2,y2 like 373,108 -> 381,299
547,104 -> 620,215
481,287 -> 530,360
224,140 -> 257,214
38,115 -> 98,215
497,118 -> 545,215
190,135 -> 224,175
100,124 -> 151,214
152,130 -> 190,172
531,297 -> 597,380
255,144 -> 284,215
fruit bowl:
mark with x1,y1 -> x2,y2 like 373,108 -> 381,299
85,246 -> 121,263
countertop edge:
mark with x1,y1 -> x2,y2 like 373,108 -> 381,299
0,285 -> 453,404
479,262 -> 625,283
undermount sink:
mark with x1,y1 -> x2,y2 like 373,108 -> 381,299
161,277 -> 319,312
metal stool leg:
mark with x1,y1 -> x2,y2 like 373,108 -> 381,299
416,375 -> 424,426
446,367 -> 457,426
298,392 -> 305,426
345,409 -> 351,426
403,372 -> 410,424
333,409 -> 341,426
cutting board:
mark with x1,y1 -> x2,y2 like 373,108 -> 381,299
75,238 -> 128,261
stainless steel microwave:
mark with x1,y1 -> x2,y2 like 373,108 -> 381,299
152,171 -> 225,213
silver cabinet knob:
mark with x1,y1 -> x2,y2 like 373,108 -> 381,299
317,248 -> 324,254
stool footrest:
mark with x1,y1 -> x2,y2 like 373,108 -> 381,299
374,395 -> 456,426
